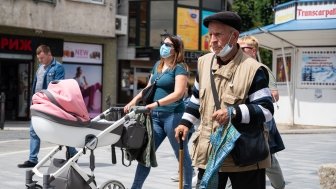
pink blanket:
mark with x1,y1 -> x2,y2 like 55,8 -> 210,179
31,79 -> 90,123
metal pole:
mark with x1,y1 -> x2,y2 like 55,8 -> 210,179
0,92 -> 5,130
281,46 -> 294,126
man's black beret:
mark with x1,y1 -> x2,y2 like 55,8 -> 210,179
203,11 -> 242,32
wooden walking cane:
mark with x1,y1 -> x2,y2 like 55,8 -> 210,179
179,132 -> 183,189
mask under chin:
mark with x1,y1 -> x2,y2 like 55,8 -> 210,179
215,32 -> 234,57
211,45 -> 233,57
217,44 -> 233,57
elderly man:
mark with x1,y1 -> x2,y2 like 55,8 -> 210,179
175,11 -> 274,189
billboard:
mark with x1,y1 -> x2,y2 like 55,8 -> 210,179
63,64 -> 103,118
201,10 -> 215,51
63,42 -> 102,64
63,42 -> 103,118
176,7 -> 199,50
298,48 -> 336,88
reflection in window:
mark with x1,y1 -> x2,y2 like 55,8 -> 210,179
202,0 -> 223,11
68,0 -> 104,4
128,0 -> 148,47
150,1 -> 174,48
178,0 -> 199,7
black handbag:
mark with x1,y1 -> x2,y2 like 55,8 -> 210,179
231,127 -> 269,166
112,113 -> 150,167
141,82 -> 157,105
114,118 -> 147,149
141,70 -> 166,105
209,55 -> 269,167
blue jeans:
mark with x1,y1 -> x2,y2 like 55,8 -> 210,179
29,123 -> 77,163
131,111 -> 193,189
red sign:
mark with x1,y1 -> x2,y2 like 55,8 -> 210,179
0,34 -> 64,56
0,37 -> 32,51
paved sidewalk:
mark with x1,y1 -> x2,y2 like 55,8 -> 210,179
2,121 -> 30,130
1,121 -> 336,189
3,121 -> 336,134
277,124 -> 336,134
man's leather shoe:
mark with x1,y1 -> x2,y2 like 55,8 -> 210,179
17,160 -> 37,168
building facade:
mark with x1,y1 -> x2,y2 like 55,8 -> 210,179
116,0 -> 232,104
0,0 -> 233,122
0,0 -> 119,120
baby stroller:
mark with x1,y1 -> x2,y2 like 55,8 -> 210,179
25,79 -> 149,189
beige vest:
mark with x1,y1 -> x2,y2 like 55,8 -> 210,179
191,49 -> 271,172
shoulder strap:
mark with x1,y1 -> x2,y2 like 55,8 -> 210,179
152,68 -> 168,85
155,71 -> 166,82
209,55 -> 221,111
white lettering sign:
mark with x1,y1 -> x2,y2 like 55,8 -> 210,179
63,42 -> 103,64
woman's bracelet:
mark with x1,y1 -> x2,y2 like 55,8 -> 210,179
156,100 -> 160,107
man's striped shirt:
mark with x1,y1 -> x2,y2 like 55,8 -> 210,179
180,68 -> 274,129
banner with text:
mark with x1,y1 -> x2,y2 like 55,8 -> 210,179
298,47 -> 336,88
63,42 -> 102,64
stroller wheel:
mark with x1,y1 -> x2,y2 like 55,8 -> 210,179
99,180 -> 125,189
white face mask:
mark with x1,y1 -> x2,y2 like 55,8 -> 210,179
212,32 -> 234,57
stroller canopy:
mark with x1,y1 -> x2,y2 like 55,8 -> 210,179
31,79 -> 90,123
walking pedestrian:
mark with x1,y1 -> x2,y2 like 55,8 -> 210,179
124,34 -> 193,189
238,35 -> 286,189
175,11 -> 274,189
18,45 -> 77,168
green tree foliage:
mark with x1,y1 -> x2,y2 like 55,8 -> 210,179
232,0 -> 274,32
232,0 -> 292,70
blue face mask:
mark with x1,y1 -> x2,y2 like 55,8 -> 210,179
160,44 -> 172,58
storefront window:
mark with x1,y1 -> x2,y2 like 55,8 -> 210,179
34,0 -> 56,4
128,0 -> 148,47
202,0 -> 223,11
178,0 -> 199,7
0,60 -> 31,121
68,0 -> 104,4
18,63 -> 29,118
150,1 -> 174,48
62,42 -> 103,118
117,61 -> 153,104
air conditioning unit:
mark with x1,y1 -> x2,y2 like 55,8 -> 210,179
115,15 -> 127,35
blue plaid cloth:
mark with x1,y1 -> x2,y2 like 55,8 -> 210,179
200,108 -> 241,189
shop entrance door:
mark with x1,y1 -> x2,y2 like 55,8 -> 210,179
0,60 -> 31,121
133,70 -> 151,97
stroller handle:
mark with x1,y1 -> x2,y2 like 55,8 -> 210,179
133,106 -> 150,114
93,106 -> 149,122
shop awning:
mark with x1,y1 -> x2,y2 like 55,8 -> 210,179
240,19 -> 336,50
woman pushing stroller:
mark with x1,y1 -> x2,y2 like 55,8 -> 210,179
124,34 -> 193,189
